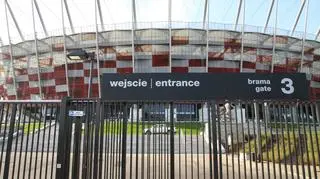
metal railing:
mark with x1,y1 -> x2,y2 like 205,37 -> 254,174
0,100 -> 60,179
55,99 -> 319,179
0,99 -> 319,178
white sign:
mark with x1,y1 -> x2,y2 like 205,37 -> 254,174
68,110 -> 85,117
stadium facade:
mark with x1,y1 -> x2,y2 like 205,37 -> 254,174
0,22 -> 320,100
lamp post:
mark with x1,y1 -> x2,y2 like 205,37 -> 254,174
67,49 -> 95,98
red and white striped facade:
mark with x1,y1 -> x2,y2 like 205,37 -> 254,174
0,28 -> 320,100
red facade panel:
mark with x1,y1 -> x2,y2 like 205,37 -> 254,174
68,77 -> 84,84
152,54 -> 169,67
28,74 -> 39,81
171,67 -> 188,73
40,72 -> 54,80
84,69 -> 98,76
189,59 -> 206,67
68,63 -> 83,70
29,87 -> 40,94
208,67 -> 240,73
117,68 -> 133,74
116,54 -> 132,61
242,61 -> 256,69
55,78 -> 67,85
100,61 -> 116,68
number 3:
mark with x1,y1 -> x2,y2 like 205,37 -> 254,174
281,78 -> 294,94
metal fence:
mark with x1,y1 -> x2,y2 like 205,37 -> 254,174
0,100 -> 60,179
0,99 -> 319,178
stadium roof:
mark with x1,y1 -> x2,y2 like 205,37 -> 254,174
0,0 -> 319,45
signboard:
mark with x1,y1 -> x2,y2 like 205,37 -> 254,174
68,110 -> 85,117
101,73 -> 308,100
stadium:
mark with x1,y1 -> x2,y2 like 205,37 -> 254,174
0,0 -> 319,100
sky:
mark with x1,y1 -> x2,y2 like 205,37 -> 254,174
0,0 -> 319,45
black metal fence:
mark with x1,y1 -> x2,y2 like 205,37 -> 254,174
0,100 -> 60,179
0,99 -> 319,178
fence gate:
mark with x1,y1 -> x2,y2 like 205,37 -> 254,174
55,98 -> 320,179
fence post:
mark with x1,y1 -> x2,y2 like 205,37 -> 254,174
56,97 -> 71,179
3,103 -> 17,179
210,101 -> 219,179
93,99 -> 101,179
121,102 -> 128,179
169,102 -> 175,179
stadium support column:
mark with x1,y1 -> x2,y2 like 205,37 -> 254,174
300,0 -> 309,73
271,0 -> 278,73
132,0 -> 136,73
61,0 -> 70,96
32,0 -> 43,99
316,28 -> 320,41
240,0 -> 245,72
95,0 -> 101,98
5,0 -> 25,41
169,0 -> 172,73
264,0 -> 275,33
4,0 -> 17,99
205,0 -> 209,73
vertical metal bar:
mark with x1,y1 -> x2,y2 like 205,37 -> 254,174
98,101 -> 104,179
168,0 -> 172,73
71,106 -> 81,178
44,104 -> 54,178
239,101 -> 247,179
210,101 -> 219,179
121,103 -> 128,179
305,103 -> 317,178
206,0 -> 209,73
95,0 -> 101,98
228,102 -> 235,179
289,103 -> 300,178
271,0 -> 278,73
39,103 -> 48,178
131,0 -> 136,73
22,103 -> 33,178
3,104 -> 17,179
223,102 -> 229,179
284,103 -> 294,178
31,0 -> 43,99
297,103 -> 306,178
135,103 -> 140,179
207,101 -> 213,179
55,97 -> 71,179
61,0 -> 70,96
11,103 -> 23,179
263,102 -> 271,179
240,0 -> 245,72
234,102 -> 241,179
33,103 -> 45,179
50,103 -> 59,179
5,0 -> 25,41
314,102 -> 320,175
245,103 -> 253,178
17,103 -> 28,179
129,104 -> 134,179
93,99 -> 101,178
88,59 -> 93,98
28,104 -> 38,179
169,102 -> 175,179
280,103 -> 288,178
4,0 -> 17,99
301,104 -> 312,178
300,0 -> 309,72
